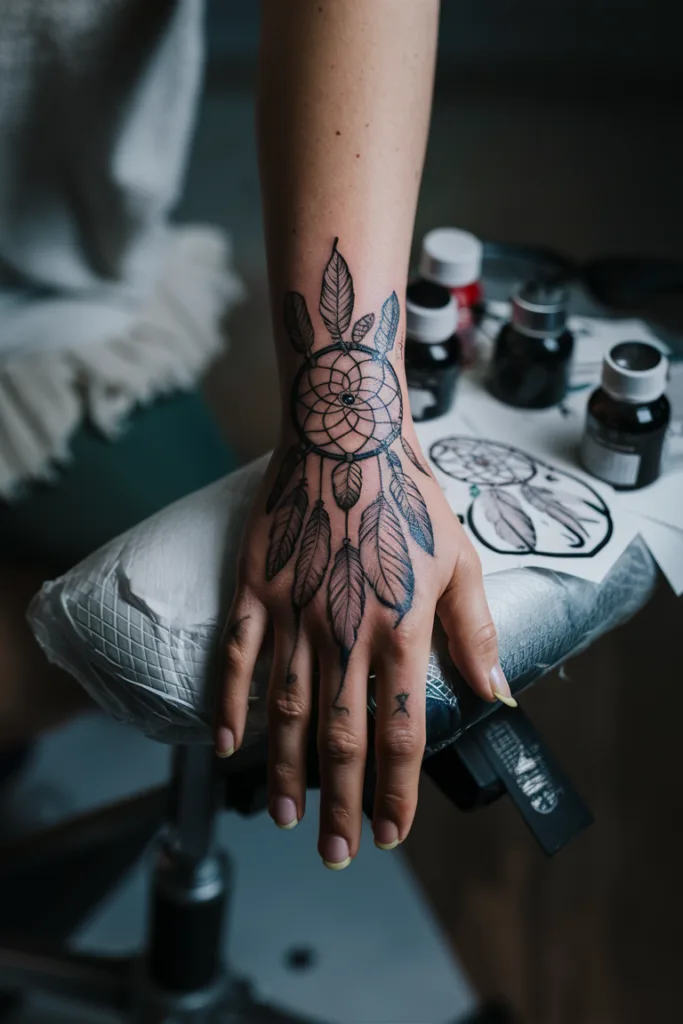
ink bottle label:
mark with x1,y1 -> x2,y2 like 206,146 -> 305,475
580,414 -> 641,487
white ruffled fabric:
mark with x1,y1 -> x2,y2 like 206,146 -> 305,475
0,225 -> 244,499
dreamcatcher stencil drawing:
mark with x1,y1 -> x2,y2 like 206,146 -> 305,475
430,437 -> 613,558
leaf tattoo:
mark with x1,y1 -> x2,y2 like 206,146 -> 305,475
388,460 -> 435,556
520,483 -> 592,548
284,292 -> 315,355
266,480 -> 308,580
359,495 -> 414,622
479,487 -> 536,551
332,460 -> 362,510
351,312 -> 375,344
293,499 -> 332,608
328,542 -> 365,659
373,291 -> 400,358
401,435 -> 431,477
265,444 -> 307,514
320,237 -> 354,341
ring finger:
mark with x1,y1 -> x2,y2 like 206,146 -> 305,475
372,624 -> 429,850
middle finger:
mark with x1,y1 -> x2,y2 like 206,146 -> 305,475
316,640 -> 370,870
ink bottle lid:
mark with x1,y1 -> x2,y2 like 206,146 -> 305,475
580,341 -> 670,490
420,228 -> 483,290
600,340 -> 669,404
404,280 -> 461,422
488,280 -> 574,409
511,281 -> 568,337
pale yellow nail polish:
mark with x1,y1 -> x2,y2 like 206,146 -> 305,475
493,690 -> 518,708
272,797 -> 298,829
373,821 -> 400,850
323,856 -> 352,871
215,727 -> 235,757
374,838 -> 400,851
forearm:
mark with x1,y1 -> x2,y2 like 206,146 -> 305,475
257,0 -> 439,425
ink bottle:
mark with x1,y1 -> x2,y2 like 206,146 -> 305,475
419,228 -> 484,365
488,281 -> 574,409
404,280 -> 460,422
580,341 -> 670,490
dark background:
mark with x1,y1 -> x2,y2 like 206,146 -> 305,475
181,4 -> 682,1021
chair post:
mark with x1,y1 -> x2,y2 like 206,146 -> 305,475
144,745 -> 231,998
166,745 -> 223,863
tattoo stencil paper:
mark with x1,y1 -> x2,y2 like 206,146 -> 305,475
265,240 -> 433,710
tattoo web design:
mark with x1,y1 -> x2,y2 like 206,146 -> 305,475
264,239 -> 434,712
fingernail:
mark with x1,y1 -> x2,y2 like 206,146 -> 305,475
271,796 -> 299,830
374,820 -> 400,851
215,727 -> 235,758
490,664 -> 518,708
320,835 -> 351,871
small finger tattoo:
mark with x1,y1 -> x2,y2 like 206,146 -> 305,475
393,691 -> 410,716
226,615 -> 250,644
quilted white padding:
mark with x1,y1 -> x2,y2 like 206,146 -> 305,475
28,456 -> 656,747
29,456 -> 271,744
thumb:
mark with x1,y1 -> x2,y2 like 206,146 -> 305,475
436,551 -> 516,707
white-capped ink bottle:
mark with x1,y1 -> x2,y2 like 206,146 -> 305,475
488,281 -> 574,409
405,280 -> 460,422
419,228 -> 484,365
580,341 -> 670,490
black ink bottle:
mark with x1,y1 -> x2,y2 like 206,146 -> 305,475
580,341 -> 670,490
404,280 -> 460,422
488,281 -> 574,409
419,228 -> 484,366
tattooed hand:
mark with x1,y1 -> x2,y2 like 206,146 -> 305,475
215,241 -> 513,869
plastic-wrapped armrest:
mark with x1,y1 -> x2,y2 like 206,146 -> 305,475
28,457 -> 657,754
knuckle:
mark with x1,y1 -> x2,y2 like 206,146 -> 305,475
270,759 -> 299,791
377,726 -> 423,763
269,689 -> 309,726
388,622 -> 419,657
323,798 -> 354,831
377,788 -> 415,821
322,727 -> 365,766
456,542 -> 483,579
470,620 -> 498,657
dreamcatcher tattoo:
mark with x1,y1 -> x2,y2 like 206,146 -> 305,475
265,239 -> 434,712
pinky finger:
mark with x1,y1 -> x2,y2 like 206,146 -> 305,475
215,592 -> 268,757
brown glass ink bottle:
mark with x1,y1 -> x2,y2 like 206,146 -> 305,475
488,281 -> 574,409
580,341 -> 670,490
404,280 -> 460,422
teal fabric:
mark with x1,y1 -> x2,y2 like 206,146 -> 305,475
0,392 -> 238,570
